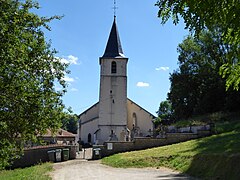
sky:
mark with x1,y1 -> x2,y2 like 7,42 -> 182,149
36,0 -> 189,116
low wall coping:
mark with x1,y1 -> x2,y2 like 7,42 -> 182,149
104,141 -> 134,143
24,144 -> 75,151
166,133 -> 197,135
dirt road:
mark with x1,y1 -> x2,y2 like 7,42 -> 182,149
50,159 -> 195,180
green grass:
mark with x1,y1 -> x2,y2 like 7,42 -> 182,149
102,122 -> 240,179
0,163 -> 53,180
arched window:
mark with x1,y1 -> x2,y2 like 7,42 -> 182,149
132,113 -> 137,127
111,61 -> 117,74
88,133 -> 91,143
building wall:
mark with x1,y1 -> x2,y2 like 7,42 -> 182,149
97,126 -> 127,144
99,58 -> 128,76
98,57 -> 128,143
80,118 -> 99,144
127,99 -> 154,136
79,103 -> 99,144
99,58 -> 128,126
79,103 -> 99,124
98,76 -> 127,126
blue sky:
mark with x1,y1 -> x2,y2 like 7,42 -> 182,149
36,0 -> 188,115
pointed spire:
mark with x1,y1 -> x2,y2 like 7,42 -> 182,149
102,17 -> 125,58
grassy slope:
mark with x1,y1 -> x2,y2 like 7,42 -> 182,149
102,122 -> 240,179
0,163 -> 53,180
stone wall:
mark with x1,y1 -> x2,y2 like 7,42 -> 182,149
94,132 -> 209,158
12,145 -> 77,169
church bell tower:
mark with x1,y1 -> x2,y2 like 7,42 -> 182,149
98,16 -> 128,142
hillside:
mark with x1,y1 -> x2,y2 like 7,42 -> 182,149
102,121 -> 240,179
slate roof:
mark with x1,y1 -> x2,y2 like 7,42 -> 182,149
102,17 -> 125,58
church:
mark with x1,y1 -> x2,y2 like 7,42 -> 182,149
78,17 -> 155,145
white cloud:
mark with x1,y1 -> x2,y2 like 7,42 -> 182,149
70,88 -> 78,92
56,55 -> 79,65
58,57 -> 69,64
136,82 -> 150,87
67,55 -> 78,65
62,75 -> 74,82
155,67 -> 170,71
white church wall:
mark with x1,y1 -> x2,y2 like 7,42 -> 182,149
98,126 -> 127,144
127,99 -> 154,137
79,103 -> 99,144
100,58 -> 127,76
99,57 -> 128,129
99,76 -> 127,126
111,76 -> 127,125
79,103 -> 99,124
99,75 -> 112,125
80,118 -> 99,144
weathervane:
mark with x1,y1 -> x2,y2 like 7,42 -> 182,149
113,0 -> 118,17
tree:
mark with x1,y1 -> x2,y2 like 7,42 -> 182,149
168,30 -> 240,120
0,0 -> 67,169
156,100 -> 172,124
155,0 -> 240,90
61,113 -> 78,134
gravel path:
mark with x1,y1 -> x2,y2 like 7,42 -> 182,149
50,159 -> 195,180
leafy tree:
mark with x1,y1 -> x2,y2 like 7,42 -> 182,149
61,113 -> 78,134
0,0 -> 67,169
156,100 -> 172,123
155,0 -> 240,90
153,117 -> 162,126
168,30 -> 240,120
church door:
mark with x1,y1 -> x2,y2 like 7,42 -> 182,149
88,133 -> 91,143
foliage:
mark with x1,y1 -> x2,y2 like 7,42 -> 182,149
155,100 -> 173,126
156,100 -> 172,123
173,120 -> 206,128
102,124 -> 240,179
168,31 -> 240,120
153,117 -> 162,126
0,0 -> 67,169
155,0 -> 240,90
61,113 -> 78,134
215,121 -> 240,134
0,163 -> 53,180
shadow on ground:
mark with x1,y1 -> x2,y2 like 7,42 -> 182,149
156,173 -> 196,179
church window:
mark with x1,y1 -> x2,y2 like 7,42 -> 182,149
111,61 -> 117,73
132,113 -> 137,127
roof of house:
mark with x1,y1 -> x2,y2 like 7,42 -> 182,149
102,17 -> 125,58
42,128 -> 76,138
